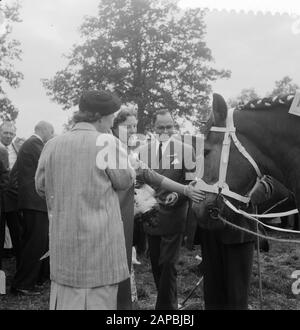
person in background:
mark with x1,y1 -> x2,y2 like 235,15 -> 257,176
11,121 -> 54,296
138,110 -> 197,310
35,90 -> 135,310
112,107 -> 204,310
0,121 -> 23,267
0,145 -> 9,270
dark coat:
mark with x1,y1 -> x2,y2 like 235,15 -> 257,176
15,135 -> 47,212
138,138 -> 195,236
0,146 -> 10,211
2,141 -> 22,213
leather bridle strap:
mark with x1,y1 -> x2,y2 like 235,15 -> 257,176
195,179 -> 251,204
218,130 -> 231,190
199,107 -> 300,225
226,108 -> 262,178
203,108 -> 262,204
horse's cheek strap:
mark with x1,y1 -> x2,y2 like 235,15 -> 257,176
218,131 -> 231,189
231,132 -> 262,178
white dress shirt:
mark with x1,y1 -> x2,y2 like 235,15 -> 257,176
155,137 -> 171,156
6,143 -> 17,169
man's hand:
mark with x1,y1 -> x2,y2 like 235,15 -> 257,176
165,192 -> 179,206
184,183 -> 205,203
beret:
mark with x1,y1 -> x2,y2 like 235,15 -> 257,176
79,90 -> 121,116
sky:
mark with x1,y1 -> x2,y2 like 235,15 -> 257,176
1,0 -> 300,138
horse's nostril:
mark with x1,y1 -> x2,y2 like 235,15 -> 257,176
208,207 -> 220,220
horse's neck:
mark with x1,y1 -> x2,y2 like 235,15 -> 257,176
235,108 -> 300,192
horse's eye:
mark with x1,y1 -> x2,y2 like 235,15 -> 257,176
204,149 -> 211,157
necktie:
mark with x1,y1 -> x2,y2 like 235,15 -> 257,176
5,146 -> 11,169
158,141 -> 163,165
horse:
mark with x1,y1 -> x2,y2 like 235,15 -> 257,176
192,93 -> 300,230
188,93 -> 300,310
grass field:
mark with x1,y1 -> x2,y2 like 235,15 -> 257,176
0,232 -> 299,310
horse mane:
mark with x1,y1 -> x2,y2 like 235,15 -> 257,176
200,94 -> 295,135
236,94 -> 295,112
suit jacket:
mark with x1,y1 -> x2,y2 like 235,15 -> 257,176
138,137 -> 195,236
0,146 -> 9,213
16,135 -> 47,212
0,145 -> 9,170
35,122 -> 135,288
1,140 -> 22,213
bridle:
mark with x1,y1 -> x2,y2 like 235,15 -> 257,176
196,108 -> 262,205
195,108 -> 299,232
194,105 -> 300,310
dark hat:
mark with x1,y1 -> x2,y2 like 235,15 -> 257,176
79,90 -> 121,116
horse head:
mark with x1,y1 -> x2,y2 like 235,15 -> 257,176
192,93 -> 258,225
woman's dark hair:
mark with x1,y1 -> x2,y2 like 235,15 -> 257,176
112,107 -> 137,130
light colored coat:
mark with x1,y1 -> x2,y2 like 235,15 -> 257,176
35,122 -> 135,288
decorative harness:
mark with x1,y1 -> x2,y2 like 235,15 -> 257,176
195,102 -> 300,309
196,108 -> 300,238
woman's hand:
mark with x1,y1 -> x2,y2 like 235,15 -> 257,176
128,152 -> 140,169
128,152 -> 148,170
184,183 -> 206,203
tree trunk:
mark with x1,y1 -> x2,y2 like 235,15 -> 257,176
137,101 -> 146,133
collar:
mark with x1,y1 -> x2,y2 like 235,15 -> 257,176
71,122 -> 111,134
32,134 -> 44,143
155,136 -> 172,154
0,142 -> 17,152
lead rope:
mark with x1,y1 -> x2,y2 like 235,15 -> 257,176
255,205 -> 263,310
223,198 -> 300,234
216,213 -> 300,243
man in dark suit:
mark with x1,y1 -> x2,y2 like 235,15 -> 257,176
0,121 -> 23,267
11,121 -> 54,295
193,175 -> 295,310
138,110 -> 196,310
0,145 -> 10,269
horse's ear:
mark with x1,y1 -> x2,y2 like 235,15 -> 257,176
212,93 -> 228,125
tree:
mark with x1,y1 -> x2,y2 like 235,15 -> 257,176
43,0 -> 230,132
0,2 -> 23,121
268,76 -> 299,97
228,88 -> 259,108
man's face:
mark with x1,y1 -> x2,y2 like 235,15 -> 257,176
154,113 -> 174,141
0,125 -> 16,146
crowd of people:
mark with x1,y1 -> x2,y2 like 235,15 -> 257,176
0,121 -> 54,295
0,90 -> 204,309
0,89 -> 295,310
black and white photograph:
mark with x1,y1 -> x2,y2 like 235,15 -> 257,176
0,0 -> 300,313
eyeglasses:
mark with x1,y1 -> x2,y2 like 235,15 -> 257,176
156,125 -> 174,130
